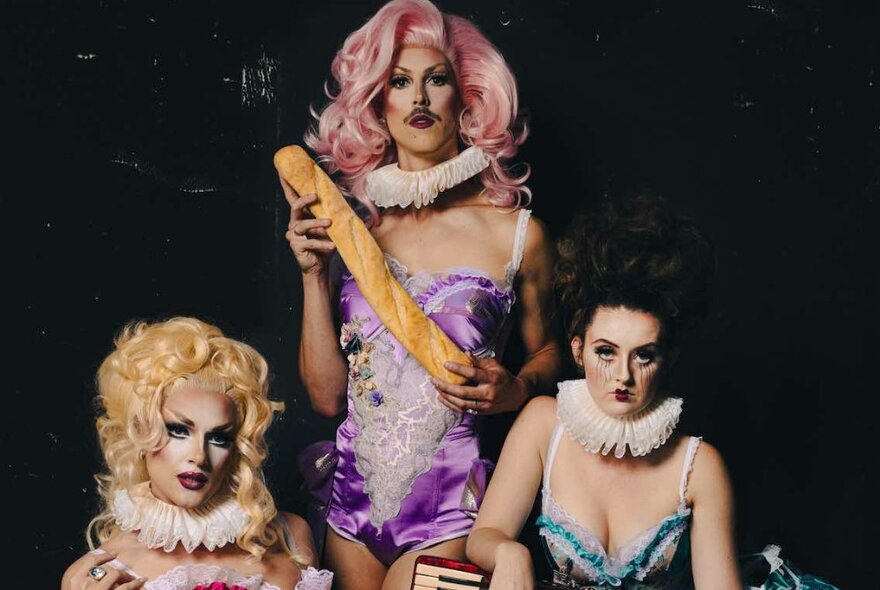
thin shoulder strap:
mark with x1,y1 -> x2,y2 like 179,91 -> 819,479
678,436 -> 703,506
543,424 -> 566,491
509,208 -> 532,276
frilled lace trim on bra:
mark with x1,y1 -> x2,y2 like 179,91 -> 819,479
538,492 -> 691,583
97,559 -> 332,590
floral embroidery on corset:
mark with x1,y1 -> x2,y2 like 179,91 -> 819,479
341,316 -> 384,408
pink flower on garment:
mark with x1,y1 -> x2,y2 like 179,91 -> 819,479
192,583 -> 248,590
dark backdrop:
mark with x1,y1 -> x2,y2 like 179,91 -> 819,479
4,1 -> 875,587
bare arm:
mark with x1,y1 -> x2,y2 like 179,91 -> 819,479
281,179 -> 348,417
513,216 -> 562,402
688,442 -> 742,590
466,397 -> 555,589
436,216 -> 561,415
298,271 -> 348,416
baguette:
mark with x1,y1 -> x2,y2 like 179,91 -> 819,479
274,145 -> 472,384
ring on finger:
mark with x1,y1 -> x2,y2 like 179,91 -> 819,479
88,566 -> 108,581
465,399 -> 479,415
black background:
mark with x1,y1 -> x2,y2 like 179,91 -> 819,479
4,0 -> 875,587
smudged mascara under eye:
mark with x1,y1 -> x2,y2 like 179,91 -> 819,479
594,345 -> 615,361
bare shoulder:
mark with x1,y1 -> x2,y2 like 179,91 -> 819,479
692,440 -> 727,475
279,511 -> 317,566
688,439 -> 733,503
521,393 -> 557,420
281,511 -> 311,541
519,213 -> 553,274
513,395 -> 557,440
99,531 -> 140,554
523,212 -> 550,248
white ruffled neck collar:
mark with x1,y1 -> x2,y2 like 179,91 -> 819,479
112,481 -> 250,553
556,379 -> 682,459
364,146 -> 491,209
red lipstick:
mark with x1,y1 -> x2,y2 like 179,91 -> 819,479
177,472 -> 208,490
613,389 -> 632,402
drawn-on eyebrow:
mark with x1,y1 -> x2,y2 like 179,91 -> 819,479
391,63 -> 447,75
591,338 -> 660,350
166,410 -> 194,426
166,411 -> 234,432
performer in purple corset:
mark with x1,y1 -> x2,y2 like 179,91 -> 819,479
278,1 -> 561,588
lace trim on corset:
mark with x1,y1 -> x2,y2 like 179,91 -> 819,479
346,320 -> 461,527
419,277 -> 512,314
384,252 -> 515,294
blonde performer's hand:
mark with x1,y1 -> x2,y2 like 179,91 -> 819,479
61,551 -> 146,590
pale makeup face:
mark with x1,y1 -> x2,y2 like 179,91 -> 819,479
571,306 -> 666,418
145,385 -> 237,509
382,46 -> 460,169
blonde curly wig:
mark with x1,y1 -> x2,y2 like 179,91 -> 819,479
86,316 -> 307,565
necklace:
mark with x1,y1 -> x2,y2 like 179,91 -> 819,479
112,481 -> 250,553
556,379 -> 682,459
363,146 -> 490,208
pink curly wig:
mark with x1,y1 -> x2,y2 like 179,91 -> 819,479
305,0 -> 530,222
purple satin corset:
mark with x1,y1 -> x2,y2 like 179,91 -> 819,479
328,253 -> 517,563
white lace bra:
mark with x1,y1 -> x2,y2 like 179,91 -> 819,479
537,427 -> 702,587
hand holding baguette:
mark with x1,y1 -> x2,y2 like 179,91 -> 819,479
275,145 -> 472,385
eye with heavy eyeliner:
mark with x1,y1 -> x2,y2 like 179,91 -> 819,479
389,74 -> 410,89
426,72 -> 448,86
166,422 -> 189,439
207,430 -> 234,448
634,348 -> 657,365
594,345 -> 616,361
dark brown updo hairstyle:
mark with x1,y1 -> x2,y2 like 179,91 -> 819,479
555,195 -> 715,349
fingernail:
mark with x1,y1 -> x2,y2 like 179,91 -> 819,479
444,362 -> 452,369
